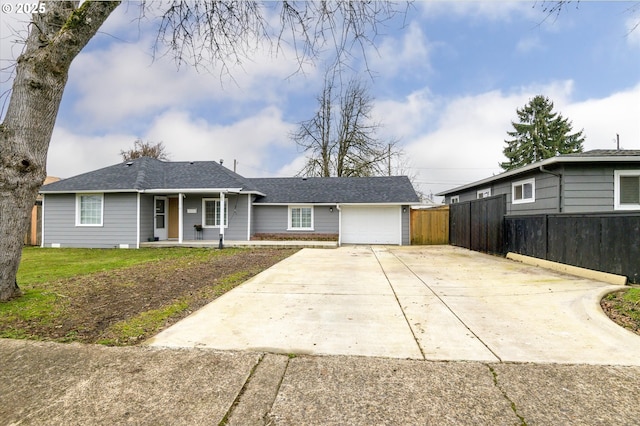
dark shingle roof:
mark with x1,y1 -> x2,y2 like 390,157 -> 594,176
563,149 -> 640,157
249,176 -> 420,204
437,148 -> 640,196
40,157 -> 262,193
40,158 -> 419,204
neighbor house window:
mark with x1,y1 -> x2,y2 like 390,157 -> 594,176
615,170 -> 640,210
512,178 -> 535,204
76,193 -> 103,226
477,188 -> 491,199
203,198 -> 228,227
289,206 -> 313,230
450,195 -> 460,204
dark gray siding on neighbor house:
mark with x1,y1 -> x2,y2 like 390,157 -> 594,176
43,193 -> 138,248
182,193 -> 250,241
252,205 -> 339,235
448,172 -> 565,215
561,165 -> 622,213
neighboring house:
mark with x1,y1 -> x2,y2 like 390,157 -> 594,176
25,176 -> 60,246
39,157 -> 419,248
437,150 -> 640,214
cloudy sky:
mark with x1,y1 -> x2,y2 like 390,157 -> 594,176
1,1 -> 639,200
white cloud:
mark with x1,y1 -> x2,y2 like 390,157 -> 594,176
376,80 -> 640,199
566,84 -> 640,151
143,107 -> 294,174
47,128 -> 137,178
418,1 -> 539,23
368,21 -> 434,78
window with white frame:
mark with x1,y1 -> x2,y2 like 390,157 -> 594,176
512,178 -> 535,204
477,188 -> 491,199
615,170 -> 640,210
202,198 -> 228,227
450,195 -> 460,204
289,206 -> 313,230
76,194 -> 103,226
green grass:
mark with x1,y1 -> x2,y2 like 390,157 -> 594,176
622,288 -> 640,305
97,300 -> 190,346
3,246 -> 298,346
17,247 -> 225,286
3,247 -> 240,342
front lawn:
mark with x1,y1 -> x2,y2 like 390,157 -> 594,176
1,247 -> 297,345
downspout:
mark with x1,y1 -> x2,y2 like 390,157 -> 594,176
336,203 -> 342,247
539,165 -> 563,213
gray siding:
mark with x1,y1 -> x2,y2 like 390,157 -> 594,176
562,166 -> 615,213
139,194 -> 154,242
252,205 -> 339,235
506,172 -> 559,215
43,193 -> 138,248
182,193 -> 250,241
446,164 -> 640,215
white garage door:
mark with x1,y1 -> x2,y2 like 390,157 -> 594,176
341,206 -> 402,245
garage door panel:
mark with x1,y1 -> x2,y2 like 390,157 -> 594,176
341,206 -> 401,244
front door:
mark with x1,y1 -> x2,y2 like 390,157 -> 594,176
168,197 -> 179,239
154,196 -> 168,240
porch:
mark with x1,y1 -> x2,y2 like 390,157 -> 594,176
140,240 -> 338,249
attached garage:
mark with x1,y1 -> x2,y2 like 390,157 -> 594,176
340,205 -> 402,245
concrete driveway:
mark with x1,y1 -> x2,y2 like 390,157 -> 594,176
148,245 -> 640,365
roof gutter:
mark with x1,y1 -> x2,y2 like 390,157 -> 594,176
436,155 -> 640,196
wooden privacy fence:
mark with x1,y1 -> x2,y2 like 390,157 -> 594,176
410,206 -> 449,245
449,195 -> 506,254
505,213 -> 640,284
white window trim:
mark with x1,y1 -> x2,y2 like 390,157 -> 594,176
202,198 -> 228,228
477,188 -> 491,199
288,205 -> 314,231
512,178 -> 536,204
450,195 -> 460,204
75,193 -> 104,227
614,170 -> 640,211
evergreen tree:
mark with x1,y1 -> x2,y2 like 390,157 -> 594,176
500,95 -> 585,171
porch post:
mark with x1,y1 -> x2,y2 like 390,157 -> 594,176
219,192 -> 225,244
178,193 -> 184,244
247,193 -> 251,241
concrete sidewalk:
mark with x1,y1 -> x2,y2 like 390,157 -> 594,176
148,245 -> 640,365
2,339 -> 639,425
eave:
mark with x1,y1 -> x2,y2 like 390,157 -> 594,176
436,155 -> 640,196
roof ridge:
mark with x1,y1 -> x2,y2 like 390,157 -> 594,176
133,157 -> 148,190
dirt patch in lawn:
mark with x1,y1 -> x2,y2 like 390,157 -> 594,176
5,248 -> 297,345
601,288 -> 640,337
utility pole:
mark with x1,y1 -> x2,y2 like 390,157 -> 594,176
388,143 -> 391,176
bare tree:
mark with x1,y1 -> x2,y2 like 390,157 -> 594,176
293,72 -> 399,177
0,0 -> 409,300
120,139 -> 170,161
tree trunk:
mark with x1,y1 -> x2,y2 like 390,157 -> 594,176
0,0 -> 119,301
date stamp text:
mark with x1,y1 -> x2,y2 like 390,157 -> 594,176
2,3 -> 46,14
